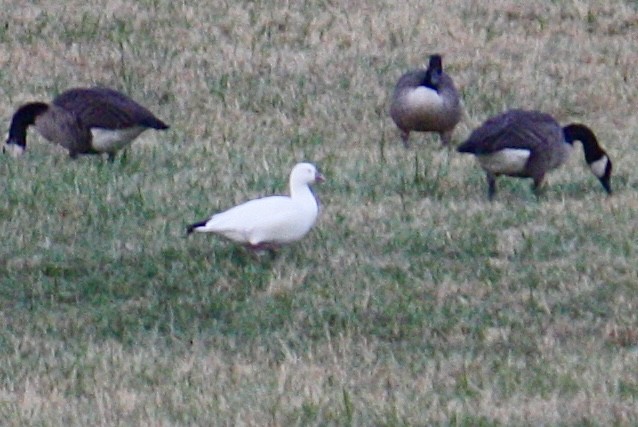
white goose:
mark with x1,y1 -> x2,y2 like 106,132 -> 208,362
187,163 -> 325,250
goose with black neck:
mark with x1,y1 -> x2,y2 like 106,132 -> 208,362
457,109 -> 612,199
4,86 -> 169,161
390,54 -> 462,148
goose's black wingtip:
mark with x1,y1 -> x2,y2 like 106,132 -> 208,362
456,141 -> 474,154
186,220 -> 207,235
143,117 -> 170,130
154,120 -> 170,130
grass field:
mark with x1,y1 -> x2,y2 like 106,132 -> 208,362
1,0 -> 638,425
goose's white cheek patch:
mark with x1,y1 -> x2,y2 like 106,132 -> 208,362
589,156 -> 608,178
3,143 -> 25,158
477,149 -> 531,175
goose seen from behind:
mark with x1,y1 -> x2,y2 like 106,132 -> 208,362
187,163 -> 325,252
457,109 -> 612,200
390,54 -> 462,147
4,86 -> 169,160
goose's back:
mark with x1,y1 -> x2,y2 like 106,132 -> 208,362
53,87 -> 168,130
459,110 -> 571,175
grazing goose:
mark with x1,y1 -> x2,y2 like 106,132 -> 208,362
4,87 -> 169,160
390,54 -> 462,147
187,163 -> 325,251
457,109 -> 613,200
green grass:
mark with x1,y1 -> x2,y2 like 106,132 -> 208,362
1,0 -> 638,425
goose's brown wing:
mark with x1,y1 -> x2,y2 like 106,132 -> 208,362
52,87 -> 168,130
458,110 -> 562,154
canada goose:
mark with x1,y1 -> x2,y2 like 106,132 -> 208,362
457,109 -> 613,199
390,54 -> 462,148
187,163 -> 325,251
4,87 -> 169,160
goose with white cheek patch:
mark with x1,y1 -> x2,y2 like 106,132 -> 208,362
187,163 -> 325,252
457,109 -> 612,200
390,54 -> 462,148
4,87 -> 169,161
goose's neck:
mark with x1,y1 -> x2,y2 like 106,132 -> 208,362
562,123 -> 605,163
6,102 -> 49,148
421,68 -> 441,90
290,180 -> 317,205
421,55 -> 443,89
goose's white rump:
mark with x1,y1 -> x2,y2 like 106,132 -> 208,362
187,163 -> 324,249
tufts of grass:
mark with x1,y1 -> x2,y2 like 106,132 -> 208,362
1,0 -> 637,425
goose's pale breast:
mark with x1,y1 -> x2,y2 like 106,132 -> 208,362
90,126 -> 146,152
391,86 -> 459,132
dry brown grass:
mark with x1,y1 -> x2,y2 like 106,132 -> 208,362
1,0 -> 638,425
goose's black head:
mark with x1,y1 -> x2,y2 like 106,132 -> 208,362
422,54 -> 443,90
4,102 -> 49,154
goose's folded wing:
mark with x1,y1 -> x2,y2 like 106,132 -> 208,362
459,110 -> 560,154
53,87 -> 168,130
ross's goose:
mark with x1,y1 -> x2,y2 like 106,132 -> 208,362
187,162 -> 325,250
